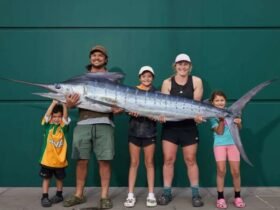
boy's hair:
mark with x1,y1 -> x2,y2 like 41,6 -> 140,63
210,90 -> 227,102
52,104 -> 63,114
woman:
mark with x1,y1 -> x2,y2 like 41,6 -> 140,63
158,53 -> 204,207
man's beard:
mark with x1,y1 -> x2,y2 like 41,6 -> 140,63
91,62 -> 105,69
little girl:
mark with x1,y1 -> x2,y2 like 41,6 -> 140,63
210,91 -> 246,209
124,66 -> 157,208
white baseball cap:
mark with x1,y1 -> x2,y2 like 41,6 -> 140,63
138,66 -> 155,76
175,53 -> 191,63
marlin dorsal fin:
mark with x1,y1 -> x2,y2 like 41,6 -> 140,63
63,72 -> 124,84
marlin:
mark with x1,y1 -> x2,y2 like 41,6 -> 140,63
1,72 -> 277,166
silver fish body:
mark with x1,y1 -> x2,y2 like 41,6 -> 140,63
84,79 -> 230,121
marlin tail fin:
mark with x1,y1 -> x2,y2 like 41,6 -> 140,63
227,79 -> 278,166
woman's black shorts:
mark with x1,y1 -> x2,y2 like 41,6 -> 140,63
161,126 -> 199,147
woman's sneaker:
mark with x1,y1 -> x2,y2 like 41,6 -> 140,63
157,192 -> 172,205
146,197 -> 157,207
192,195 -> 204,207
124,196 -> 136,208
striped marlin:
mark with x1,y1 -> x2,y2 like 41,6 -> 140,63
2,72 -> 277,166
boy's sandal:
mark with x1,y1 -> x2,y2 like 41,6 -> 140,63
41,197 -> 52,207
216,198 -> 227,209
63,195 -> 86,207
50,195 -> 63,203
233,197 -> 246,208
100,198 -> 113,209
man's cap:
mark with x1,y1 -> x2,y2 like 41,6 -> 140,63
90,45 -> 108,57
138,66 -> 155,76
175,53 -> 191,63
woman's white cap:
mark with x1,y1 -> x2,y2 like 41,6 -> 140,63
175,53 -> 191,63
138,66 -> 155,76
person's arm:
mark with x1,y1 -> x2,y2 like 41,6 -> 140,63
234,117 -> 242,129
155,78 -> 171,123
111,106 -> 124,115
62,103 -> 68,122
45,100 -> 58,119
213,118 -> 225,135
65,93 -> 80,108
193,76 -> 204,123
161,78 -> 171,95
61,103 -> 71,132
193,76 -> 203,101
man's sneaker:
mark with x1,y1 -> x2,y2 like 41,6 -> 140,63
124,196 -> 136,208
41,197 -> 52,207
146,197 -> 157,207
192,195 -> 204,207
157,193 -> 172,205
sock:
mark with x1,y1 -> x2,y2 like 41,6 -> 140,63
163,187 -> 172,196
128,192 -> 134,198
218,191 -> 224,199
235,191 -> 241,198
56,191 -> 63,197
191,185 -> 200,197
42,193 -> 48,199
148,192 -> 155,199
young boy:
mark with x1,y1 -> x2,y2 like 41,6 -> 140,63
39,100 -> 70,207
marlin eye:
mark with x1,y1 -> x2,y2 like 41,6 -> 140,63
55,84 -> 61,89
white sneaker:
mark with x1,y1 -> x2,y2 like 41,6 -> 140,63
146,197 -> 157,207
124,196 -> 136,208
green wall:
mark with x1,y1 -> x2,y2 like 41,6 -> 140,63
0,0 -> 280,187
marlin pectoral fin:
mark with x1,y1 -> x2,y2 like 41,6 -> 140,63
202,98 -> 211,104
85,96 -> 113,107
226,117 -> 253,166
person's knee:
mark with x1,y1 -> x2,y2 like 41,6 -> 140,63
99,160 -> 111,167
98,161 -> 111,177
231,170 -> 240,179
184,156 -> 196,167
164,156 -> 176,167
130,159 -> 139,168
77,159 -> 89,170
144,158 -> 154,169
99,160 -> 111,173
217,168 -> 226,177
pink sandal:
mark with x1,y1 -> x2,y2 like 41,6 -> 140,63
216,198 -> 228,209
233,197 -> 246,208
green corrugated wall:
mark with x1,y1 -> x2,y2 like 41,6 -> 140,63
0,0 -> 280,187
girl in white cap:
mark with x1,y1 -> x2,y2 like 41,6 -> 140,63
158,53 -> 204,207
124,66 -> 158,208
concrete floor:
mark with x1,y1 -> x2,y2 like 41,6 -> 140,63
1,187 -> 280,210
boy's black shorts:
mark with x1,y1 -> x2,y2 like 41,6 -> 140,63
39,165 -> 66,180
128,136 -> 156,147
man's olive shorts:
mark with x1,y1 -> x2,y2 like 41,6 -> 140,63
72,124 -> 114,160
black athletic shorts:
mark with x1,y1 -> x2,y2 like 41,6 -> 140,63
128,136 -> 156,147
161,126 -> 199,147
39,165 -> 66,180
